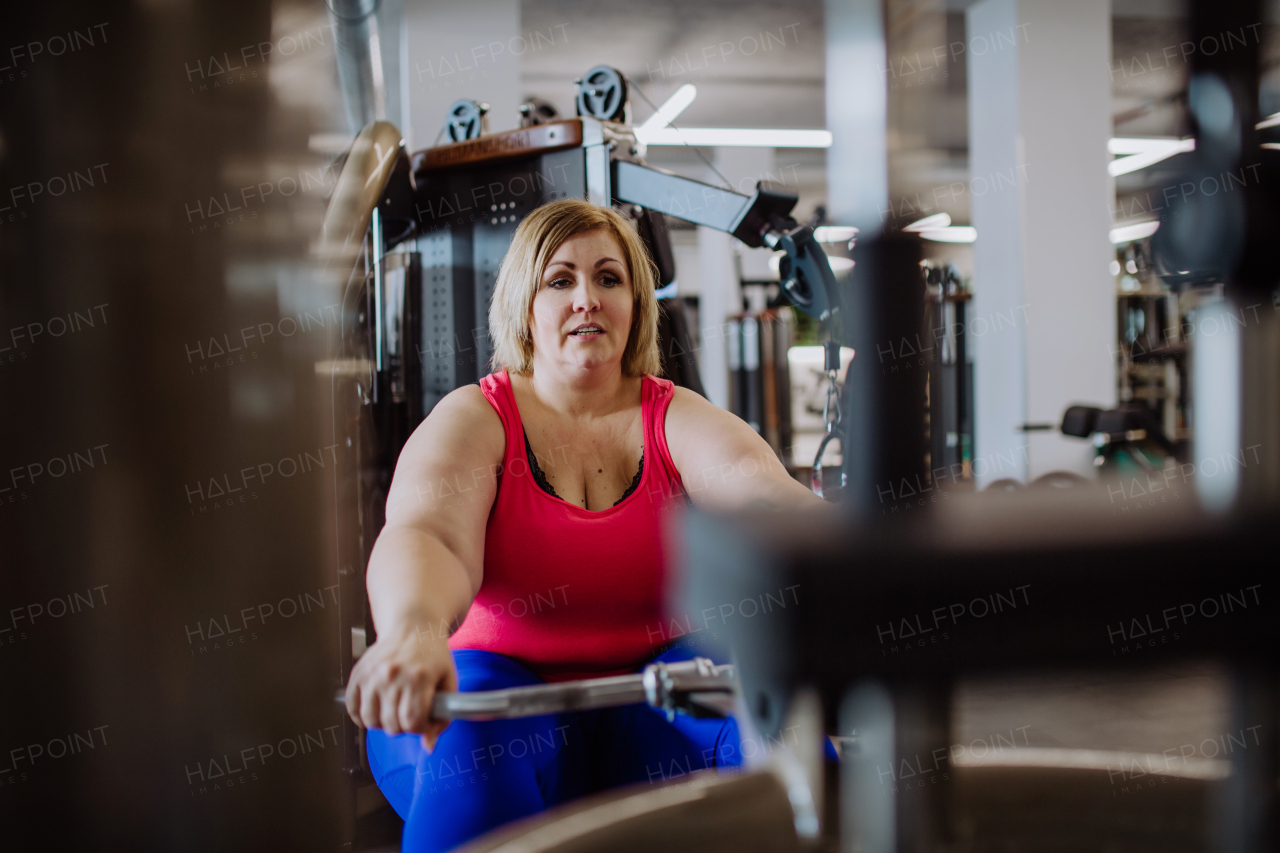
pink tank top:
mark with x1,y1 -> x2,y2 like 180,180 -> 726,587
448,370 -> 689,682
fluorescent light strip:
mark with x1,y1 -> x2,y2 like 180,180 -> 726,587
1108,137 -> 1196,177
635,84 -> 698,136
904,212 -> 952,231
1108,136 -> 1184,155
919,226 -> 976,243
640,127 -> 833,148
1110,221 -> 1159,244
813,226 -> 858,243
1257,112 -> 1280,130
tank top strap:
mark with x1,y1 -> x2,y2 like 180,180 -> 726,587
641,374 -> 686,499
478,371 -> 521,467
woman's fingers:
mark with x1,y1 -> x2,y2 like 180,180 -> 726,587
343,637 -> 456,737
359,680 -> 383,731
380,683 -> 404,734
398,683 -> 427,733
414,681 -> 445,752
441,660 -> 459,695
421,715 -> 449,753
420,661 -> 457,749
423,718 -> 448,752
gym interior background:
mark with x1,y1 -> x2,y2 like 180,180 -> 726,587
2,0 -> 1279,851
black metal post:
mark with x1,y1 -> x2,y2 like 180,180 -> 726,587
841,233 -> 927,518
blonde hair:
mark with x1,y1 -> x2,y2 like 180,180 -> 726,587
488,199 -> 661,377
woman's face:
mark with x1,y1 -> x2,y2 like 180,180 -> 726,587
529,227 -> 634,375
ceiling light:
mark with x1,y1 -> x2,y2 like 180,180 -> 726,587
813,226 -> 858,243
919,226 -> 976,243
1109,221 -> 1159,244
635,85 -> 697,138
1257,112 -> 1280,130
1108,137 -> 1195,176
904,212 -> 952,231
1108,137 -> 1182,154
639,127 -> 833,148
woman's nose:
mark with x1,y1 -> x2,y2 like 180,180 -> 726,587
571,278 -> 600,312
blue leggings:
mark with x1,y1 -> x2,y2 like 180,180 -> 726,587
366,644 -> 743,853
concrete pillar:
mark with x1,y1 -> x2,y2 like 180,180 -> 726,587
967,0 -> 1116,485
404,0 -> 522,151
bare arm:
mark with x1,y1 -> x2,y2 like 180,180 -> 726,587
368,384 -> 502,641
345,384 -> 505,745
664,386 -> 828,511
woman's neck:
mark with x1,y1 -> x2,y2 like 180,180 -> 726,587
519,360 -> 636,421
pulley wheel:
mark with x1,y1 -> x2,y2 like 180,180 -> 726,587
445,99 -> 485,142
521,97 -> 560,126
576,65 -> 628,121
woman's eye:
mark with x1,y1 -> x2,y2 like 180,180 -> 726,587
548,278 -> 571,288
600,275 -> 621,287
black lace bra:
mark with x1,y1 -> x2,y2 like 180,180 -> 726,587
524,427 -> 643,507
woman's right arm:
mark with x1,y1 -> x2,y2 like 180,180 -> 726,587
343,384 -> 505,749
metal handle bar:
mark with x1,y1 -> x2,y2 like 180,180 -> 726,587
336,657 -> 738,722
434,672 -> 646,720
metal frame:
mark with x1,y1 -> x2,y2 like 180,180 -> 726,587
680,498 -> 1277,852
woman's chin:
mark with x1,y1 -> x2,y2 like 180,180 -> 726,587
562,349 -> 620,372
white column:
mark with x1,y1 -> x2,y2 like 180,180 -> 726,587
825,0 -> 888,236
967,0 -> 1115,485
698,226 -> 735,410
694,148 -> 778,410
404,0 -> 522,151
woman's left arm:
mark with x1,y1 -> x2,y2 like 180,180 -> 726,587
664,386 -> 828,511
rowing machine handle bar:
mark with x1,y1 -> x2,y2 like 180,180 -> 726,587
335,657 -> 737,722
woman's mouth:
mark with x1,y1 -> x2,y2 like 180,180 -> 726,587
569,325 -> 604,337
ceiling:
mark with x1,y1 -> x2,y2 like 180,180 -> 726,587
518,0 -> 1280,230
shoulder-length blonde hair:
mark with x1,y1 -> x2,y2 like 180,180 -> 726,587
488,199 -> 661,377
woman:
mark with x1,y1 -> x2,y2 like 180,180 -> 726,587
345,199 -> 822,852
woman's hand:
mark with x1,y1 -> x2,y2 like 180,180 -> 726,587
344,628 -> 458,751
351,385 -> 502,750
